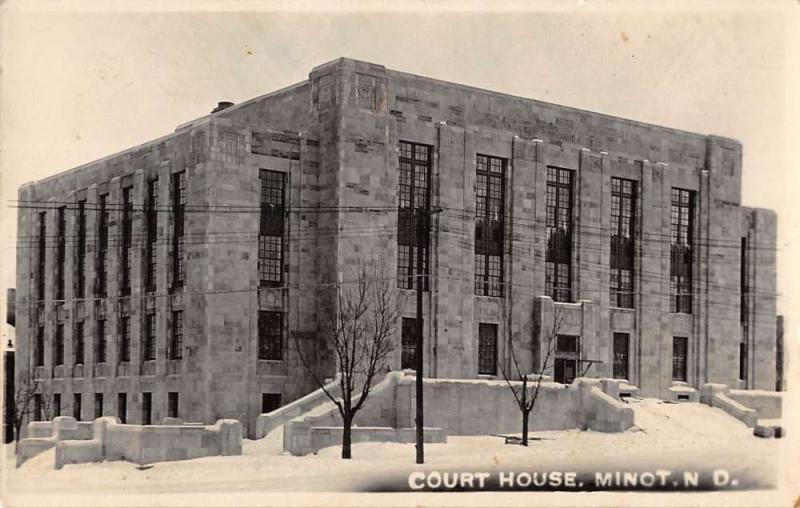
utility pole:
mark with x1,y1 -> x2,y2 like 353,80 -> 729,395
415,206 -> 427,465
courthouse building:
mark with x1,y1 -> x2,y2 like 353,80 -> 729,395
14,58 -> 778,437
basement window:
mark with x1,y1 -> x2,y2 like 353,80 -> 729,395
261,393 -> 282,414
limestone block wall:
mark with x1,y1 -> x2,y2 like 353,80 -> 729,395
14,123 -> 209,436
395,377 -> 577,435
15,57 -> 779,439
255,377 -> 342,439
282,372 -> 634,455
728,389 -> 783,419
575,379 -> 635,432
304,426 -> 446,456
699,384 -> 758,428
104,418 -> 242,465
18,416 -> 243,469
16,416 -> 92,466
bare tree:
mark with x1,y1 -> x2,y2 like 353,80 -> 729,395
10,371 -> 52,446
296,265 -> 398,459
498,304 -> 564,446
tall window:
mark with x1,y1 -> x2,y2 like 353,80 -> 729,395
144,311 -> 156,361
397,141 -> 431,291
400,317 -> 419,370
146,179 -> 158,291
670,188 -> 695,313
739,342 -> 748,383
740,237 -> 749,324
259,170 -> 286,287
76,200 -> 87,297
121,186 -> 133,296
73,393 -> 81,420
119,314 -> 131,363
142,392 -> 152,425
94,393 -> 103,419
475,155 -> 506,297
257,311 -> 283,360
612,332 -> 629,380
739,237 -> 749,383
545,167 -> 574,302
35,326 -> 44,367
170,310 -> 183,360
54,324 -> 64,366
117,393 -> 127,424
96,319 -> 106,363
53,393 -> 61,417
554,335 -> 580,384
55,206 -> 66,300
478,323 -> 498,375
172,172 -> 186,290
168,392 -> 179,419
34,394 -> 43,421
672,336 -> 688,381
37,212 -> 46,301
610,178 -> 636,308
74,321 -> 85,365
97,194 -> 109,297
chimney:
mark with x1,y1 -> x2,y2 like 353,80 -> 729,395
211,101 -> 235,114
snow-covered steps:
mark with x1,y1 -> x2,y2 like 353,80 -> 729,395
667,382 -> 699,402
617,382 -> 640,399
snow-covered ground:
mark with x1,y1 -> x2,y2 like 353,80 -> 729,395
0,399 -> 787,506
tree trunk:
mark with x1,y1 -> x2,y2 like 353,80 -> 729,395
521,410 -> 530,447
341,414 -> 352,459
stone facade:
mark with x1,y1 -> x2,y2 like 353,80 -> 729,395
14,58 -> 777,438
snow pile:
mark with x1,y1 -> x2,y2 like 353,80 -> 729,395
0,399 -> 781,498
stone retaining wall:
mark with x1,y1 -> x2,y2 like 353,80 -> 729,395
255,377 -> 342,439
700,384 -> 759,427
282,372 -> 634,455
307,426 -> 446,456
17,416 -> 243,469
728,389 -> 783,419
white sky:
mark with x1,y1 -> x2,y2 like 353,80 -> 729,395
1,0 -> 798,342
